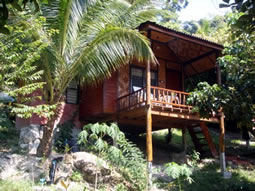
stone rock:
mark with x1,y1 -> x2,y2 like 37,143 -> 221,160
19,143 -> 28,150
0,151 -> 129,190
72,152 -> 111,184
19,125 -> 41,143
53,156 -> 73,184
19,124 -> 43,155
0,153 -> 47,181
29,139 -> 41,155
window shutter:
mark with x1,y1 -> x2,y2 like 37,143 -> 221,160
66,80 -> 79,104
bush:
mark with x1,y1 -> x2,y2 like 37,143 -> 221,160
78,123 -> 147,191
70,170 -> 83,182
0,105 -> 18,150
54,120 -> 73,153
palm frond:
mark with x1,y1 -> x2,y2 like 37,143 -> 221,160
41,0 -> 96,56
68,26 -> 157,88
63,0 -> 157,62
109,0 -> 156,28
63,0 -> 112,62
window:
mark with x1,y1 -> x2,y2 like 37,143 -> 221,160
130,66 -> 157,92
66,80 -> 79,104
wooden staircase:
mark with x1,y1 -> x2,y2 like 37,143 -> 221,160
188,122 -> 218,158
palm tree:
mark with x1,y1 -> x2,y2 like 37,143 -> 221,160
36,0 -> 157,157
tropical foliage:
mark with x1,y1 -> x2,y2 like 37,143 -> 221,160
220,0 -> 255,34
0,0 -> 46,34
28,0 -> 157,157
156,0 -> 188,30
0,12 -> 55,119
187,12 -> 255,129
78,123 -> 146,191
182,15 -> 230,44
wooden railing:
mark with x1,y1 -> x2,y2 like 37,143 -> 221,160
117,86 -> 192,112
150,86 -> 192,111
117,87 -> 146,111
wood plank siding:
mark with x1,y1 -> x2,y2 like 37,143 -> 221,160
79,72 -> 118,119
103,72 -> 118,113
79,84 -> 104,118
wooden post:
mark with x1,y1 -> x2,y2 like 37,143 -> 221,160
219,111 -> 229,178
216,55 -> 231,177
146,60 -> 153,188
181,63 -> 185,91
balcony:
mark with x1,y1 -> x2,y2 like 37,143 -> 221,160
117,86 -> 218,129
117,86 -> 192,112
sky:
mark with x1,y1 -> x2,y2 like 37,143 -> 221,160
178,0 -> 232,21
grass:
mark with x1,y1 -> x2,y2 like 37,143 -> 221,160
152,126 -> 255,156
0,180 -> 34,191
152,126 -> 255,191
152,128 -> 195,153
183,163 -> 255,191
155,159 -> 255,191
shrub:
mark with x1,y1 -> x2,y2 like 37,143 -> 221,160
78,123 -> 147,191
0,105 -> 18,149
70,170 -> 83,182
164,162 -> 194,191
54,120 -> 73,153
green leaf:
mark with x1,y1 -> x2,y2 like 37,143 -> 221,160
238,14 -> 252,21
32,0 -> 40,12
0,27 -> 10,35
11,2 -> 22,11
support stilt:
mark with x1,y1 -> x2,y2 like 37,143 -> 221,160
182,127 -> 187,152
147,162 -> 153,190
146,60 -> 153,189
219,112 -> 231,179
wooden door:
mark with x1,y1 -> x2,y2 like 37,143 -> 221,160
166,69 -> 181,91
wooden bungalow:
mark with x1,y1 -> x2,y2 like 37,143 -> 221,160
79,21 -> 225,164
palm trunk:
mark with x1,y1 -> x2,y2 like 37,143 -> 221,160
37,117 -> 57,157
37,97 -> 63,157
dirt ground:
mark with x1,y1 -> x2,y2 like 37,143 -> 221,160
126,127 -> 255,166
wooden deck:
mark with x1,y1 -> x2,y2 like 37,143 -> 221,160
116,86 -> 219,132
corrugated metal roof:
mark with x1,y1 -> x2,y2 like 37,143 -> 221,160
139,21 -> 224,49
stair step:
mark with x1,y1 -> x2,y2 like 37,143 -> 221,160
197,137 -> 206,140
188,122 -> 218,158
193,130 -> 203,134
199,143 -> 209,148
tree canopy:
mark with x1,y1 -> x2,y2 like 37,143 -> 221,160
220,0 -> 255,34
36,0 -> 157,157
188,6 -> 255,129
0,12 -> 55,118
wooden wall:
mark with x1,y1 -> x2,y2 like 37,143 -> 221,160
117,60 -> 168,96
103,72 -> 118,113
118,64 -> 130,97
158,59 -> 166,88
79,72 -> 118,119
79,84 -> 103,118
